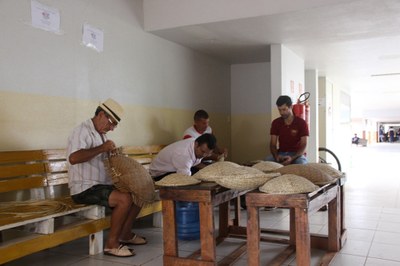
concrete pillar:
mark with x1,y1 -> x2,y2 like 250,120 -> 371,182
305,70 -> 319,163
270,44 -> 283,120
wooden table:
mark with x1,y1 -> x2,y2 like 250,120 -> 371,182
246,179 -> 346,266
159,182 -> 248,266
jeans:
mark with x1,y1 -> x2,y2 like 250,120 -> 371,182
265,152 -> 308,164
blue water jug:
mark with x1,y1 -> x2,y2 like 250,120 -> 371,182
175,201 -> 200,240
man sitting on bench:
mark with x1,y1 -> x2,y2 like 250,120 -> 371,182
67,98 -> 146,258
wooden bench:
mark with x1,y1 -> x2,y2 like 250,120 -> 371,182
0,145 -> 164,264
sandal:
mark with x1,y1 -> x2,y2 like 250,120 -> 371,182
120,234 -> 147,245
104,244 -> 135,257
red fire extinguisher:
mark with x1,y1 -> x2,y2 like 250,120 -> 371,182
292,92 -> 310,127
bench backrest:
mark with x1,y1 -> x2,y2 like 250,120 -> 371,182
122,145 -> 165,170
0,150 -> 47,194
0,145 -> 165,197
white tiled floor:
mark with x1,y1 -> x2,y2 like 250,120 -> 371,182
5,143 -> 400,265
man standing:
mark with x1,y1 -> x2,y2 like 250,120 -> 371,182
149,133 -> 216,179
266,95 -> 309,165
67,98 -> 145,258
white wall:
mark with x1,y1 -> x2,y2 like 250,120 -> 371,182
0,0 -> 230,112
231,63 -> 271,115
143,0 -> 352,31
0,0 -> 231,150
281,46 -> 305,100
305,69 -> 319,162
231,63 -> 271,163
270,44 -> 305,115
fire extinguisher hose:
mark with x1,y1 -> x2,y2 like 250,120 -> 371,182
298,92 -> 310,104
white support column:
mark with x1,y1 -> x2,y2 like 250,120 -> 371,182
305,69 -> 319,162
270,44 -> 283,120
89,231 -> 104,255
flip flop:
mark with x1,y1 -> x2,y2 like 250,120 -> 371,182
120,234 -> 147,245
104,244 -> 135,257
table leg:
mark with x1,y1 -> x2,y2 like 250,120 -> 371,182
328,188 -> 340,252
199,201 -> 216,262
162,200 -> 178,260
247,205 -> 260,266
340,184 -> 346,246
289,208 -> 296,245
295,207 -> 311,266
218,201 -> 229,238
232,197 -> 241,226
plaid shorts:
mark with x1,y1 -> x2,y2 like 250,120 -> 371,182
71,184 -> 114,208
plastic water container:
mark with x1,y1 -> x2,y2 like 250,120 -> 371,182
175,201 -> 200,240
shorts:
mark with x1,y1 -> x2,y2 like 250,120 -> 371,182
71,184 -> 114,208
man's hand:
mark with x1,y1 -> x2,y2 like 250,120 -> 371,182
102,140 -> 116,152
277,155 -> 292,165
69,140 -> 116,165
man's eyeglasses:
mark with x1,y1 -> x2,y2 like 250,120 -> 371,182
106,116 -> 118,128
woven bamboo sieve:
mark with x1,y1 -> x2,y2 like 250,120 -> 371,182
259,174 -> 319,194
155,173 -> 201,187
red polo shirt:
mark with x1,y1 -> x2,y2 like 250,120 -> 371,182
270,116 -> 309,152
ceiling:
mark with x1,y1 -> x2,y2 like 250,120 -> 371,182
147,0 -> 400,122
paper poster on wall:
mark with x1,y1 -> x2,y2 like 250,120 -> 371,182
290,80 -> 294,94
31,0 -> 61,33
82,23 -> 104,52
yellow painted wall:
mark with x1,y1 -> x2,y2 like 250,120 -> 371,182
0,91 -> 230,151
231,114 -> 271,164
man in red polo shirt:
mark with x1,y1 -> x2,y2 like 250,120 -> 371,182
266,95 -> 309,165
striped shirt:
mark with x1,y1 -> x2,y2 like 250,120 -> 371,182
67,119 -> 110,195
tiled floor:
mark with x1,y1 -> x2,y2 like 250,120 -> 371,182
5,143 -> 400,265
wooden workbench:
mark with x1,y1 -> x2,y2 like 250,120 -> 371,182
246,178 -> 346,266
159,182 -> 248,266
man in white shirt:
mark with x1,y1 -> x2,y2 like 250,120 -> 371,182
149,133 -> 217,179
67,98 -> 145,258
183,110 -> 227,166
183,110 -> 213,139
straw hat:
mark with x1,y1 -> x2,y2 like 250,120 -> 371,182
259,174 -> 319,194
99,98 -> 124,123
155,173 -> 201,187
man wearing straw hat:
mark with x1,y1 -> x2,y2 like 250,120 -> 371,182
67,98 -> 145,258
